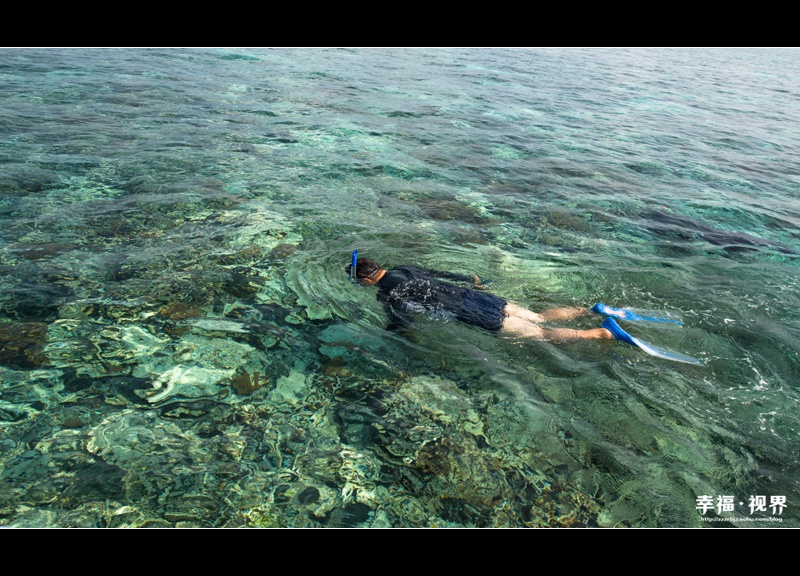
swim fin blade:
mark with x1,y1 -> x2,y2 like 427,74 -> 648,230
602,318 -> 702,365
591,302 -> 683,325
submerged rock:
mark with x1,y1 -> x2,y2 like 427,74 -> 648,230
267,243 -> 297,262
5,279 -> 74,321
231,370 -> 263,395
0,322 -> 49,368
323,502 -> 373,527
159,302 -> 201,321
8,243 -> 74,260
642,209 -> 797,256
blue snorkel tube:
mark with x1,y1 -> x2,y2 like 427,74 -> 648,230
349,250 -> 358,284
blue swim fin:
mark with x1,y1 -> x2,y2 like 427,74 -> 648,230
602,317 -> 702,365
591,302 -> 683,325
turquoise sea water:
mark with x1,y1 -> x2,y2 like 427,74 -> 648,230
1,48 -> 798,527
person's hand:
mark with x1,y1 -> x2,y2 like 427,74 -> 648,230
471,274 -> 487,290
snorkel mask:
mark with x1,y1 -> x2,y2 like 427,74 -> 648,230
349,250 -> 358,284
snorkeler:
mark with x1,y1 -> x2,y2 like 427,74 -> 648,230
347,255 -> 612,342
346,253 -> 702,364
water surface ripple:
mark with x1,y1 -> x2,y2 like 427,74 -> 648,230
0,48 -> 798,527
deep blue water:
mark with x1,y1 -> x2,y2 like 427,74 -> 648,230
0,48 -> 798,527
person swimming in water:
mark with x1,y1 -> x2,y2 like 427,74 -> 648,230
346,256 -> 614,342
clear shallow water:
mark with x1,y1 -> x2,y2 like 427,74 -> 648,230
1,48 -> 798,527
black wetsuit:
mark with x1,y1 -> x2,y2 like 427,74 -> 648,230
375,266 -> 507,332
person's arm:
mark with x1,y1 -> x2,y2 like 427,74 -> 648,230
385,306 -> 414,332
377,291 -> 414,332
433,269 -> 486,290
414,266 -> 483,287
470,274 -> 487,290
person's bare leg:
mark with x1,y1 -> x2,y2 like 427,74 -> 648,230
504,302 -> 590,324
538,306 -> 591,323
503,302 -> 545,323
501,316 -> 613,342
